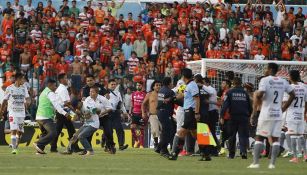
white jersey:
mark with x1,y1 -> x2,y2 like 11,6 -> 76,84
4,84 -> 29,118
285,83 -> 307,122
82,95 -> 112,129
258,76 -> 293,121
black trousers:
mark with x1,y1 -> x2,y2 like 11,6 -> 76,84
208,110 -> 220,154
110,111 -> 125,146
100,115 -> 115,148
51,112 -> 78,151
220,119 -> 230,147
157,110 -> 174,154
228,118 -> 249,157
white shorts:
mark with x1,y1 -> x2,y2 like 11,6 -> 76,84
256,120 -> 282,138
287,121 -> 305,135
9,116 -> 25,132
304,122 -> 307,135
175,107 -> 185,131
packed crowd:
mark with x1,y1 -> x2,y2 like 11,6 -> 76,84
0,0 -> 306,99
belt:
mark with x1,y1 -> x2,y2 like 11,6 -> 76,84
184,108 -> 195,112
149,113 -> 157,115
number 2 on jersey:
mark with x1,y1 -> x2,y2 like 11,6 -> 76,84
273,91 -> 278,104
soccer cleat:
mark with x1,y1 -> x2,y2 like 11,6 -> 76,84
119,144 -> 129,150
282,151 -> 293,158
134,141 -> 140,148
168,153 -> 178,160
33,143 -> 46,154
304,155 -> 307,162
139,145 -> 144,149
81,151 -> 94,156
247,164 -> 260,169
261,150 -> 267,156
218,148 -> 226,156
109,147 -> 116,154
11,149 -> 18,154
179,150 -> 187,157
268,164 -> 275,169
289,157 -> 299,163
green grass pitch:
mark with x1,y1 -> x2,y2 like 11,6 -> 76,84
0,146 -> 305,175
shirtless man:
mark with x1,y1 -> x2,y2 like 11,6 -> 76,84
142,80 -> 162,149
19,47 -> 31,73
71,57 -> 83,93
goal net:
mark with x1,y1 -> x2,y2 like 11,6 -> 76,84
186,59 -> 307,92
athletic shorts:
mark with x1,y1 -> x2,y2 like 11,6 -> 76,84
287,121 -> 305,135
175,107 -> 185,131
9,116 -> 25,132
304,122 -> 307,135
256,120 -> 282,138
181,108 -> 197,130
131,114 -> 146,126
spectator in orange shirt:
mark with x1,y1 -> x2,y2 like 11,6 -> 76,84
95,3 -> 106,26
122,27 -> 137,44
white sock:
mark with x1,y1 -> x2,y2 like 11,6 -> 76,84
11,135 -> 17,149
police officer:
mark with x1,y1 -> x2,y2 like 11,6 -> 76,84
156,77 -> 176,157
169,68 -> 201,161
220,77 -> 252,159
108,79 -> 129,151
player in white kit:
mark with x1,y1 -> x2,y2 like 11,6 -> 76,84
248,63 -> 295,169
284,70 -> 307,163
0,73 -> 30,154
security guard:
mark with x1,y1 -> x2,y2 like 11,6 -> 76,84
194,74 -> 212,161
220,77 -> 252,159
156,77 -> 176,157
108,79 -> 129,151
169,68 -> 201,161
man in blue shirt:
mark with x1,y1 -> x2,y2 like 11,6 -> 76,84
169,68 -> 200,160
156,77 -> 176,157
220,77 -> 252,159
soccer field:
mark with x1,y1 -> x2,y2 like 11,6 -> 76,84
0,147 -> 305,175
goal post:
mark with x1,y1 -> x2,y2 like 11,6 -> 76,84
186,59 -> 307,91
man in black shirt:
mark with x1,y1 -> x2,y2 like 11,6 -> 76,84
156,77 -> 176,157
220,77 -> 252,159
82,75 -> 108,100
3,2 -> 14,16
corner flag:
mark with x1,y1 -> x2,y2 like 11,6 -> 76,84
197,123 -> 217,146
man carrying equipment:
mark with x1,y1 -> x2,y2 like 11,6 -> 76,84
169,68 -> 201,161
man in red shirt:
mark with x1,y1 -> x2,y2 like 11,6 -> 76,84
130,82 -> 147,148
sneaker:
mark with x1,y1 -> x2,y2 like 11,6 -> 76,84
78,150 -> 88,155
11,149 -> 18,154
179,150 -> 187,157
297,153 -> 303,158
119,144 -> 129,150
81,151 -> 94,156
268,164 -> 275,169
160,152 -> 171,159
139,145 -> 144,149
282,151 -> 293,158
168,153 -> 178,160
199,156 -> 211,161
33,143 -> 46,154
61,150 -> 73,155
247,164 -> 260,169
109,147 -> 116,154
133,141 -> 140,148
219,148 -> 226,156
289,157 -> 299,163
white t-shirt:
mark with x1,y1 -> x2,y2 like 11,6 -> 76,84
4,84 -> 29,118
285,82 -> 307,122
254,54 -> 265,60
83,95 -> 112,129
203,85 -> 218,111
55,84 -> 70,107
151,39 -> 160,55
258,76 -> 293,121
244,34 -> 253,51
219,28 -> 229,41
